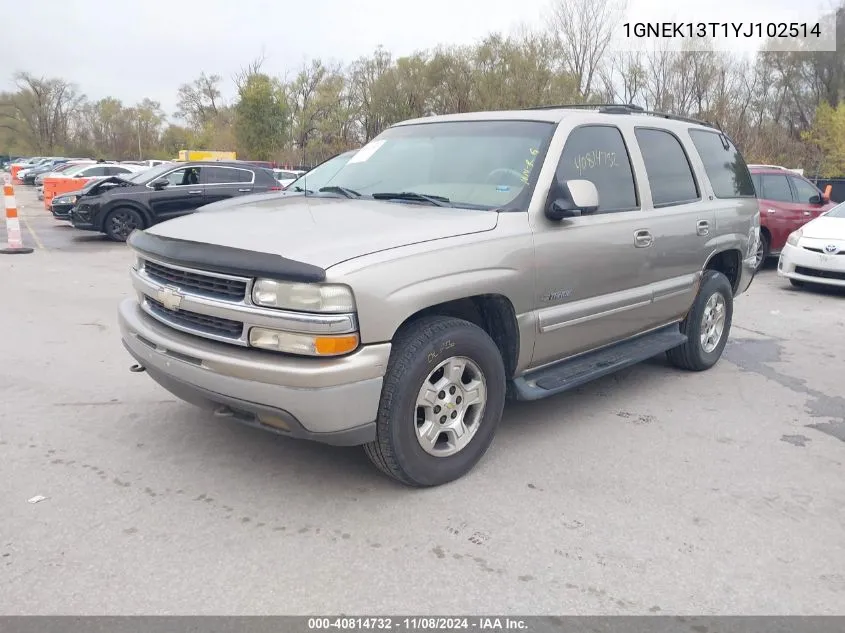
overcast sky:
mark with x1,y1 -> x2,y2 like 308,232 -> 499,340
1,0 -> 835,122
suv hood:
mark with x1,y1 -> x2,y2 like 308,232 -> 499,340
197,189 -> 303,212
146,196 -> 499,269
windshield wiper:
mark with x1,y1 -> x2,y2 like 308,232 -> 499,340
318,186 -> 361,198
371,191 -> 451,207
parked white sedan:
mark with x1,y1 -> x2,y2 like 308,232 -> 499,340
778,201 -> 845,288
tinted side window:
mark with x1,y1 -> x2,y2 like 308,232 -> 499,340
556,125 -> 638,212
634,128 -> 698,206
206,167 -> 253,184
83,166 -> 108,177
790,176 -> 820,203
688,130 -> 755,199
751,173 -> 762,196
760,174 -> 793,202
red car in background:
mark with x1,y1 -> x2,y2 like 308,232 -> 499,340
749,164 -> 837,269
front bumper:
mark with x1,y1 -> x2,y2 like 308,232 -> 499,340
778,241 -> 845,288
118,298 -> 389,446
51,202 -> 74,220
70,207 -> 97,231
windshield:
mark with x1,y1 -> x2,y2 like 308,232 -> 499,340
827,201 -> 845,218
287,151 -> 357,192
123,162 -> 176,184
120,167 -> 157,183
317,120 -> 553,209
61,164 -> 94,177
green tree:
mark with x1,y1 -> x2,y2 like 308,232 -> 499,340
804,101 -> 845,177
234,73 -> 289,160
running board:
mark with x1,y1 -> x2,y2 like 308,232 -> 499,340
511,324 -> 687,401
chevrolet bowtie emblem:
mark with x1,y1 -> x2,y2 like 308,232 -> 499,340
157,285 -> 183,311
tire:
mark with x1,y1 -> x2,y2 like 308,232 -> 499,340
754,232 -> 770,271
667,270 -> 734,372
103,207 -> 144,242
789,279 -> 804,288
364,316 -> 506,487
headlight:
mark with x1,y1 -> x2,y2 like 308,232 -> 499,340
786,229 -> 803,247
251,279 -> 355,313
249,327 -> 359,356
55,195 -> 77,205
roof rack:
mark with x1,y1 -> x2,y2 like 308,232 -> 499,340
523,103 -> 720,130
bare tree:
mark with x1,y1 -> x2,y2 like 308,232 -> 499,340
548,0 -> 627,98
0,72 -> 84,152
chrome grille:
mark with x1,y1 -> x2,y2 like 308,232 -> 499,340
146,297 -> 244,339
803,246 -> 845,255
144,260 -> 248,301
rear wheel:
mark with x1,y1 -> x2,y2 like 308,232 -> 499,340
104,207 -> 144,242
364,316 -> 506,487
667,270 -> 734,372
754,232 -> 770,271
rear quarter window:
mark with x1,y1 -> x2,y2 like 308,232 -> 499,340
688,129 -> 755,199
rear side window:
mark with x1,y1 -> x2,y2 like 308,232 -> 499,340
634,128 -> 698,207
556,125 -> 638,212
688,130 -> 755,199
760,174 -> 793,202
205,167 -> 253,184
82,166 -> 108,177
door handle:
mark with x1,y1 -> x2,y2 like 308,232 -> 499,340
238,188 -> 251,193
187,190 -> 202,195
803,210 -> 811,216
767,208 -> 777,214
634,229 -> 653,248
696,219 -> 710,236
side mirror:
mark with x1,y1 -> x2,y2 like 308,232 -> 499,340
151,179 -> 169,190
545,178 -> 599,221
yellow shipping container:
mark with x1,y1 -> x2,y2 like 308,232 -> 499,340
177,150 -> 237,161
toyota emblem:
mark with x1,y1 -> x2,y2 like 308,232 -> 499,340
823,244 -> 838,254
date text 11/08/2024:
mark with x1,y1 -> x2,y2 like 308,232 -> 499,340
307,617 -> 529,630
623,22 -> 823,39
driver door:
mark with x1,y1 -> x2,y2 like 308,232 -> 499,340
148,166 -> 206,221
530,124 -> 656,367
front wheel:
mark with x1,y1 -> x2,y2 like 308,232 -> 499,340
667,270 -> 734,372
104,207 -> 144,242
364,316 -> 506,487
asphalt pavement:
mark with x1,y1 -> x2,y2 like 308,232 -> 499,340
1,184 -> 844,615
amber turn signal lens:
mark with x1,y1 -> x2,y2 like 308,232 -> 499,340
314,334 -> 359,356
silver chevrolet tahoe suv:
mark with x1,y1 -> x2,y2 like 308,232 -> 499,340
119,104 -> 759,487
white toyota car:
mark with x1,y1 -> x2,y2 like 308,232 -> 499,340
778,200 -> 845,289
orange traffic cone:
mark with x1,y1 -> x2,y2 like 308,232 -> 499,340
2,183 -> 35,254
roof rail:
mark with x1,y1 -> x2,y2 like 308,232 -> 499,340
524,103 -> 720,130
747,164 -> 787,170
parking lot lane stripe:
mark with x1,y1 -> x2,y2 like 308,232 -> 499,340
21,215 -> 46,250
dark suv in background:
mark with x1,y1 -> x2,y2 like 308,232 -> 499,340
70,161 -> 281,241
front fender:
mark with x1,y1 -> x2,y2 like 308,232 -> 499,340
325,213 -> 536,356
